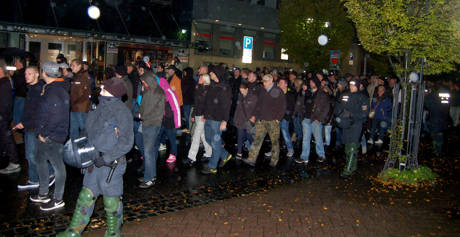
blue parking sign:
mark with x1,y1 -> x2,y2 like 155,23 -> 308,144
243,36 -> 253,50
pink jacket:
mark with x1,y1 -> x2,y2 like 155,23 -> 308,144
158,77 -> 181,128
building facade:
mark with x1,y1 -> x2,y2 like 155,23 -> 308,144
189,0 -> 299,70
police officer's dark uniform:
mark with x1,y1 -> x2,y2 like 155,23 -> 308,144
59,78 -> 134,237
334,79 -> 369,178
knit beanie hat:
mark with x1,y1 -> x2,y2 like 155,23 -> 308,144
103,78 -> 126,98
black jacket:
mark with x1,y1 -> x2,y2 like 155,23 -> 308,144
303,90 -> 314,119
311,90 -> 333,124
294,90 -> 305,117
128,71 -> 140,99
248,81 -> 262,97
253,84 -> 286,121
192,84 -> 209,117
22,80 -> 45,132
37,78 -> 70,144
203,80 -> 232,121
86,96 -> 134,163
0,77 -> 13,123
181,75 -> 196,106
12,68 -> 27,98
233,92 -> 258,129
283,88 -> 297,121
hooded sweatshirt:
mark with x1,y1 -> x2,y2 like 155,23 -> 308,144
158,77 -> 182,128
138,71 -> 165,127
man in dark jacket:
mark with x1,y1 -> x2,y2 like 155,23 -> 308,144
29,62 -> 69,211
247,71 -> 262,97
58,78 -> 133,237
296,78 -> 331,165
243,74 -> 286,168
201,65 -> 233,174
278,78 -> 296,157
233,82 -> 258,159
334,79 -> 369,178
69,59 -> 91,139
15,66 -> 55,188
0,64 -> 20,174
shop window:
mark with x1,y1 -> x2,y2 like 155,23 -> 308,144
47,43 -> 62,62
28,41 -> 41,63
194,22 -> 212,54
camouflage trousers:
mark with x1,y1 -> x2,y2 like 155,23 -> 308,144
247,120 -> 280,164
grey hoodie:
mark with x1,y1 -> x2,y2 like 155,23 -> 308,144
138,71 -> 165,127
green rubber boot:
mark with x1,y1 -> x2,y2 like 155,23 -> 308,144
341,143 -> 357,178
57,187 -> 96,237
103,196 -> 123,237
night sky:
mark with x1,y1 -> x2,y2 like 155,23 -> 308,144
0,0 -> 192,39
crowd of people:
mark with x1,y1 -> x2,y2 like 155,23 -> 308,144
0,54 -> 459,236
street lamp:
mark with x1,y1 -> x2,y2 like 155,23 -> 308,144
318,34 -> 328,46
181,29 -> 187,34
87,5 -> 101,20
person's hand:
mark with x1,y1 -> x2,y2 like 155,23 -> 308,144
191,117 -> 195,123
38,134 -> 46,143
94,156 -> 105,168
13,123 -> 24,130
250,116 -> 256,124
220,121 -> 227,131
202,117 -> 206,122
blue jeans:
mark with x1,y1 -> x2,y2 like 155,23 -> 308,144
300,119 -> 325,161
132,102 -> 144,157
205,120 -> 229,169
183,104 -> 192,130
324,124 -> 332,146
159,126 -> 177,156
237,128 -> 253,154
335,127 -> 343,147
280,119 -> 294,150
142,125 -> 161,181
24,131 -> 55,183
293,115 -> 303,143
70,112 -> 88,139
13,97 -> 25,125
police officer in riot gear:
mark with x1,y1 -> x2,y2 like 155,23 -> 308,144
58,78 -> 134,237
334,79 -> 369,178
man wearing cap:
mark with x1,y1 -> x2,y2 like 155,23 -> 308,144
29,62 -> 69,211
201,65 -> 233,174
334,79 -> 369,178
243,74 -> 286,168
58,78 -> 133,237
166,65 -> 183,106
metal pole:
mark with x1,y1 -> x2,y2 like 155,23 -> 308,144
400,51 -> 409,156
115,5 -> 130,35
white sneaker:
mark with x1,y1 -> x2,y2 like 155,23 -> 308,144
367,138 -> 374,144
362,146 -> 367,155
158,144 -> 167,151
375,139 -> 383,144
18,180 -> 39,190
287,149 -> 294,158
264,151 -> 272,157
0,163 -> 21,174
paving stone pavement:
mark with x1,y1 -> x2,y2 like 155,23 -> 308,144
84,175 -> 460,237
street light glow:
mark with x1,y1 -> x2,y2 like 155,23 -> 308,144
87,5 -> 100,20
181,29 -> 187,34
325,22 -> 330,28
